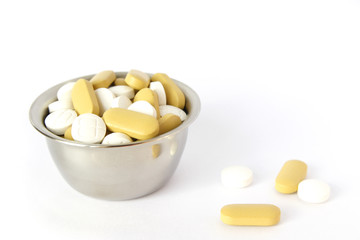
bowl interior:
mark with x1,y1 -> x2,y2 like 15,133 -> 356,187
29,72 -> 201,147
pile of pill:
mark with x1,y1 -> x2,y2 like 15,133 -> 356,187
220,160 -> 330,226
275,160 -> 330,203
220,165 -> 281,226
44,70 -> 187,145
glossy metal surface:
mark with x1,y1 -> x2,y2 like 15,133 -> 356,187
29,72 -> 200,200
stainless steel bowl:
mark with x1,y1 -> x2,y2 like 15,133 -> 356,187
29,72 -> 200,200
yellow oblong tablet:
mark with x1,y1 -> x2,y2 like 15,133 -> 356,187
275,160 -> 307,194
221,204 -> 281,226
114,77 -> 127,86
71,79 -> 100,115
124,69 -> 150,90
64,126 -> 74,140
150,73 -> 185,109
134,88 -> 160,119
90,70 -> 116,89
103,108 -> 159,140
158,113 -> 181,135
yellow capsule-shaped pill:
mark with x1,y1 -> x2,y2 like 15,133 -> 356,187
221,204 -> 281,226
124,69 -> 150,90
71,79 -> 100,115
134,88 -> 160,119
90,70 -> 116,89
151,73 -> 185,109
64,126 -> 74,140
275,160 -> 307,194
158,113 -> 182,135
114,77 -> 127,86
103,108 -> 159,140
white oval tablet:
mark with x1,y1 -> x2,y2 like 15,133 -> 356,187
159,105 -> 187,121
48,100 -> 74,113
221,166 -> 253,189
298,179 -> 330,203
57,82 -> 75,102
150,81 -> 167,105
109,85 -> 135,99
71,113 -> 106,144
111,95 -> 132,109
44,109 -> 77,135
128,100 -> 157,118
95,88 -> 115,116
102,132 -> 133,145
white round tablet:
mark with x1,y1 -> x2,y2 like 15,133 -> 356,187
221,166 -> 253,189
128,100 -> 157,118
48,100 -> 74,113
71,113 -> 106,144
297,179 -> 330,203
111,95 -> 132,109
159,105 -> 187,121
57,82 -> 75,102
102,133 -> 133,145
95,88 -> 115,116
109,85 -> 135,99
150,81 -> 167,105
44,109 -> 77,135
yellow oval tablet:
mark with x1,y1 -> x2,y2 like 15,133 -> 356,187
64,126 -> 74,140
103,108 -> 159,140
158,113 -> 181,135
71,79 -> 100,115
221,204 -> 281,226
275,160 -> 307,194
151,73 -> 185,109
90,70 -> 116,89
124,69 -> 150,90
134,88 -> 160,119
114,77 -> 127,86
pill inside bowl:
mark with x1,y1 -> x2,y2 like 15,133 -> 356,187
44,69 -> 188,145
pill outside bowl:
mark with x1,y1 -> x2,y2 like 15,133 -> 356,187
29,72 -> 200,201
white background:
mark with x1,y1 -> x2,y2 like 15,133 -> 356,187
1,0 -> 360,239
